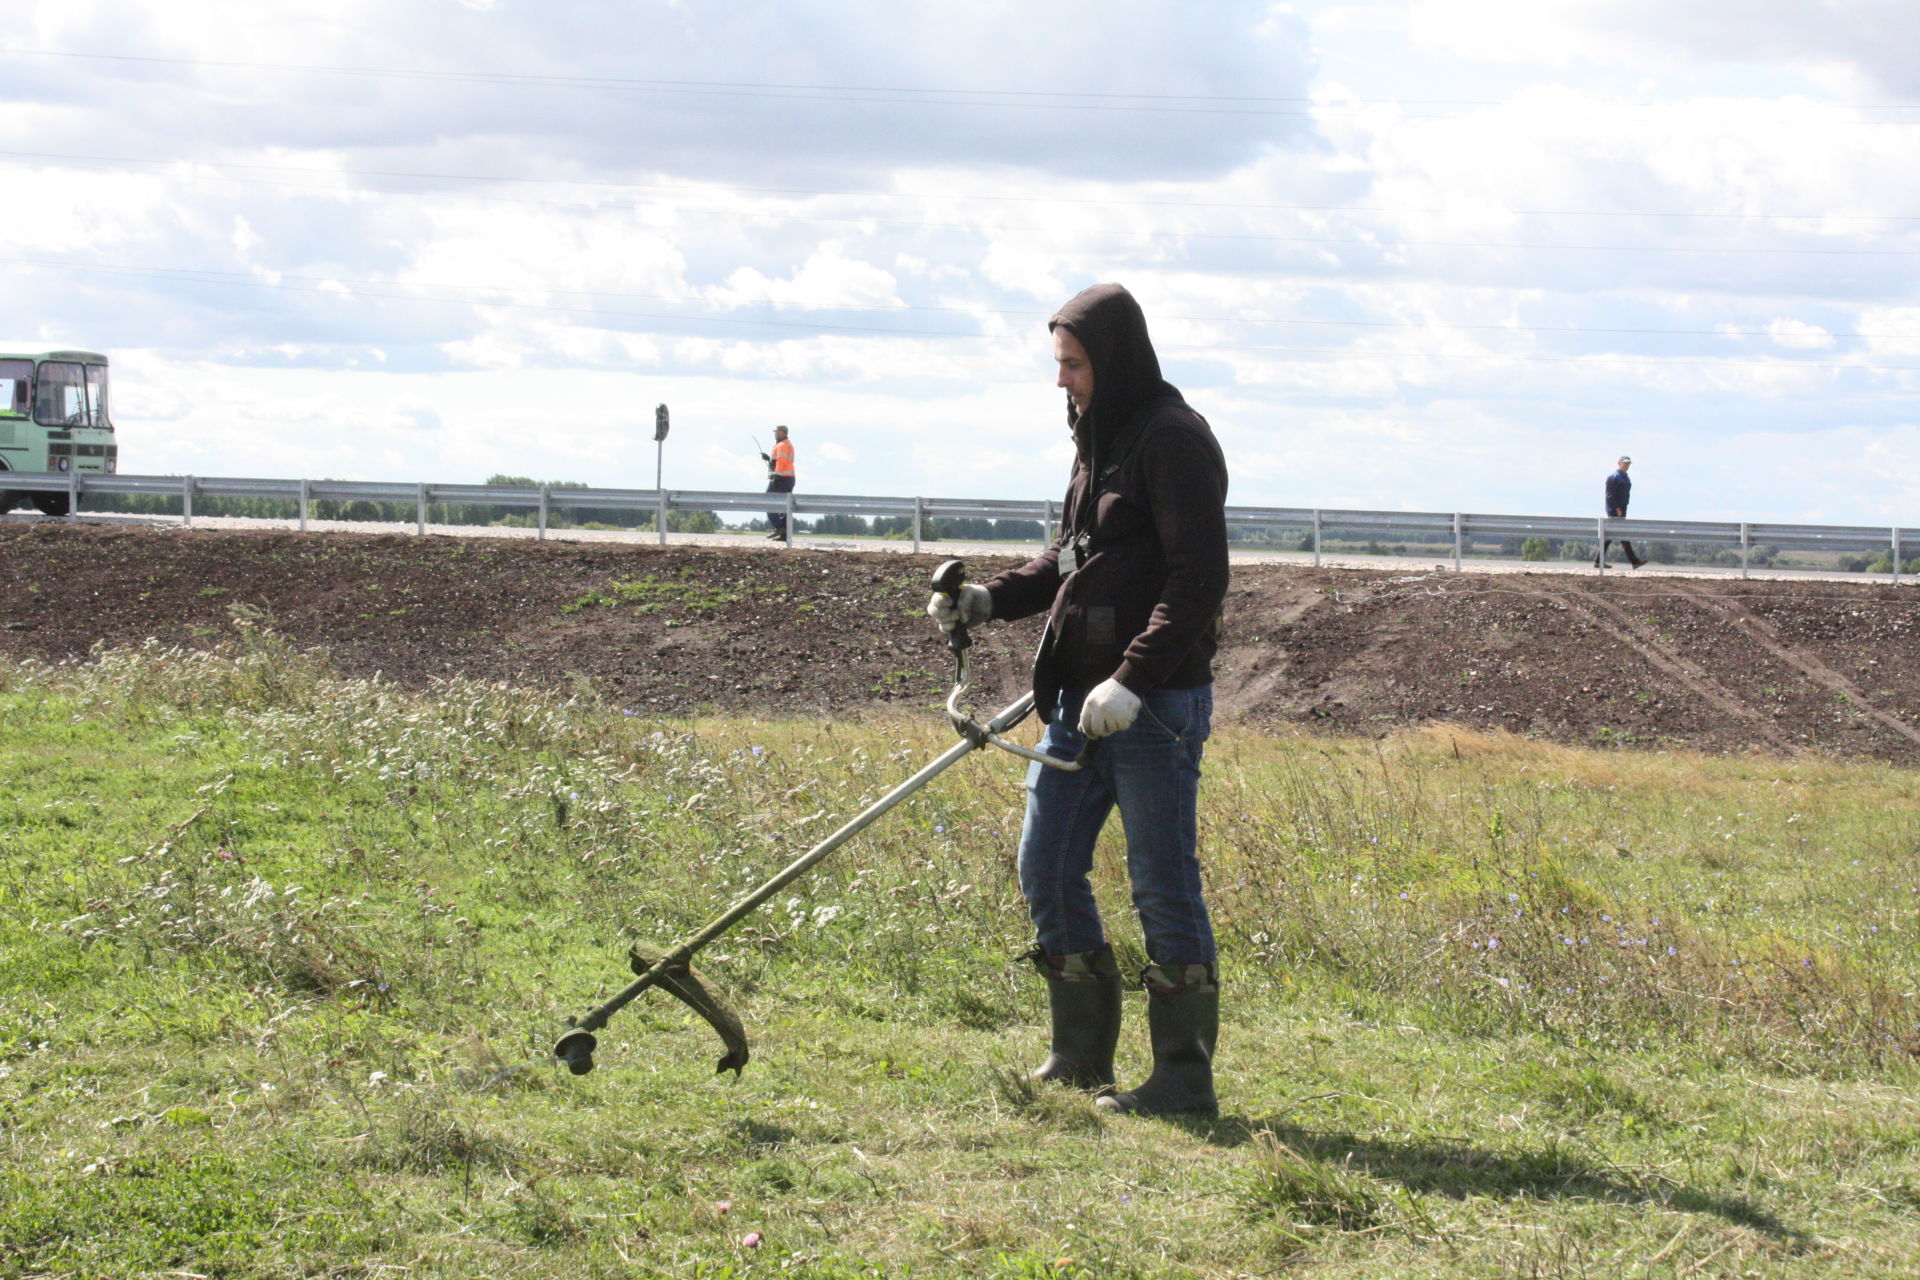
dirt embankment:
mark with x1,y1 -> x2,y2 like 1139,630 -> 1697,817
5,523 -> 1920,761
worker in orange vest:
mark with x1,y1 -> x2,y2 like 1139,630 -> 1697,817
762,425 -> 797,541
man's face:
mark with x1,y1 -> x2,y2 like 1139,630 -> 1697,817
1618,460 -> 1630,472
1053,327 -> 1093,413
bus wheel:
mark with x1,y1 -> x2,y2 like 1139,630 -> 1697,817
31,493 -> 70,517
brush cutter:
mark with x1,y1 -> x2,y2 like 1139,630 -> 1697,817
552,558 -> 1084,1076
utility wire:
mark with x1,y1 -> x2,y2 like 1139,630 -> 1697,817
5,147 -> 1915,225
6,154 -> 1916,260
9,47 -> 1920,120
7,255 -> 1918,372
9,252 -> 1905,344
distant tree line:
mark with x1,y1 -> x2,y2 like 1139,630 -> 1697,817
1512,538 -> 1787,568
798,514 -> 1047,541
79,475 -> 720,533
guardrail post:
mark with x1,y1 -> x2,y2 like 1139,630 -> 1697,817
658,489 -> 668,546
912,496 -> 923,554
1596,518 -> 1607,575
1312,509 -> 1322,568
1043,498 -> 1055,544
67,469 -> 79,519
784,490 -> 796,549
1740,523 -> 1751,580
1452,512 -> 1463,572
416,483 -> 427,535
538,484 -> 549,541
182,475 -> 194,527
1893,527 -> 1902,587
298,478 -> 310,531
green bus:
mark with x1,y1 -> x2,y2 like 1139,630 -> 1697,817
0,349 -> 119,516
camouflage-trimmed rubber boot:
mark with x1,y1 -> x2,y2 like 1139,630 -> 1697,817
1025,945 -> 1124,1092
1095,963 -> 1219,1117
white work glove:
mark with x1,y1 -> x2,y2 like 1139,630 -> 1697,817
925,584 -> 992,632
1078,678 -> 1142,739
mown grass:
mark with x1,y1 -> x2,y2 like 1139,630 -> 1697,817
1,619 -> 1917,1278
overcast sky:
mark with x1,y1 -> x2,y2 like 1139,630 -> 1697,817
4,1 -> 1917,523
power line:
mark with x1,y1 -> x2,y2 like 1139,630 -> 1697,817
9,47 -> 1920,120
7,255 -> 1918,372
0,49 -> 1401,119
7,153 -> 1917,260
5,146 -> 1916,225
3,252 -> 1908,344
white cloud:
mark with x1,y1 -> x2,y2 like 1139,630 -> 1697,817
1409,0 -> 1920,94
714,248 -> 901,309
1767,320 -> 1836,351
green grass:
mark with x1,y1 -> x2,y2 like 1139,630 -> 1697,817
1,624 -> 1918,1277
563,569 -> 779,615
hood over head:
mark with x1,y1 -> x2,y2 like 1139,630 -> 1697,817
1049,283 -> 1184,457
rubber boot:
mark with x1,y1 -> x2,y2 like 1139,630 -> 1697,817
1095,963 -> 1219,1117
1026,945 -> 1123,1092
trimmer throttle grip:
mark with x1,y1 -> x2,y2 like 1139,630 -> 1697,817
931,559 -> 972,656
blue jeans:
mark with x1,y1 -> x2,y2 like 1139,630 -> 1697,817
1017,684 -> 1216,966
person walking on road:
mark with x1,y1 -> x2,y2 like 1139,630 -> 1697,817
762,425 -> 796,541
1596,455 -> 1646,569
925,283 -> 1230,1116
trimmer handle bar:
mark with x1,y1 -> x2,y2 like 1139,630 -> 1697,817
933,558 -> 1087,774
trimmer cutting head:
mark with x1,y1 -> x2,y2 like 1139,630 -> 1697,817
549,944 -> 749,1077
553,1027 -> 598,1075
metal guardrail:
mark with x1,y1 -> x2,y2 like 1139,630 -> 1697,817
2,470 -> 1914,584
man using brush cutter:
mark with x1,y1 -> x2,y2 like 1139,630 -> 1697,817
550,287 -> 1228,1088
927,282 -> 1230,1116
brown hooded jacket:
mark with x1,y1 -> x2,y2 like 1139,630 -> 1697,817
983,283 -> 1230,720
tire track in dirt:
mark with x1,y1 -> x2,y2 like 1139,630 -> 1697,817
1670,585 -> 1920,750
1214,584 -> 1326,717
1559,590 -> 1796,753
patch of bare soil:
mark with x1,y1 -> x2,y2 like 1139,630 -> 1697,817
5,524 -> 1919,761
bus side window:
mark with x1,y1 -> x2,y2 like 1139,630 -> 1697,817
0,360 -> 29,416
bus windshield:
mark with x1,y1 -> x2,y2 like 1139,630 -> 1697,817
33,361 -> 110,429
0,359 -> 28,417
87,363 -> 109,428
